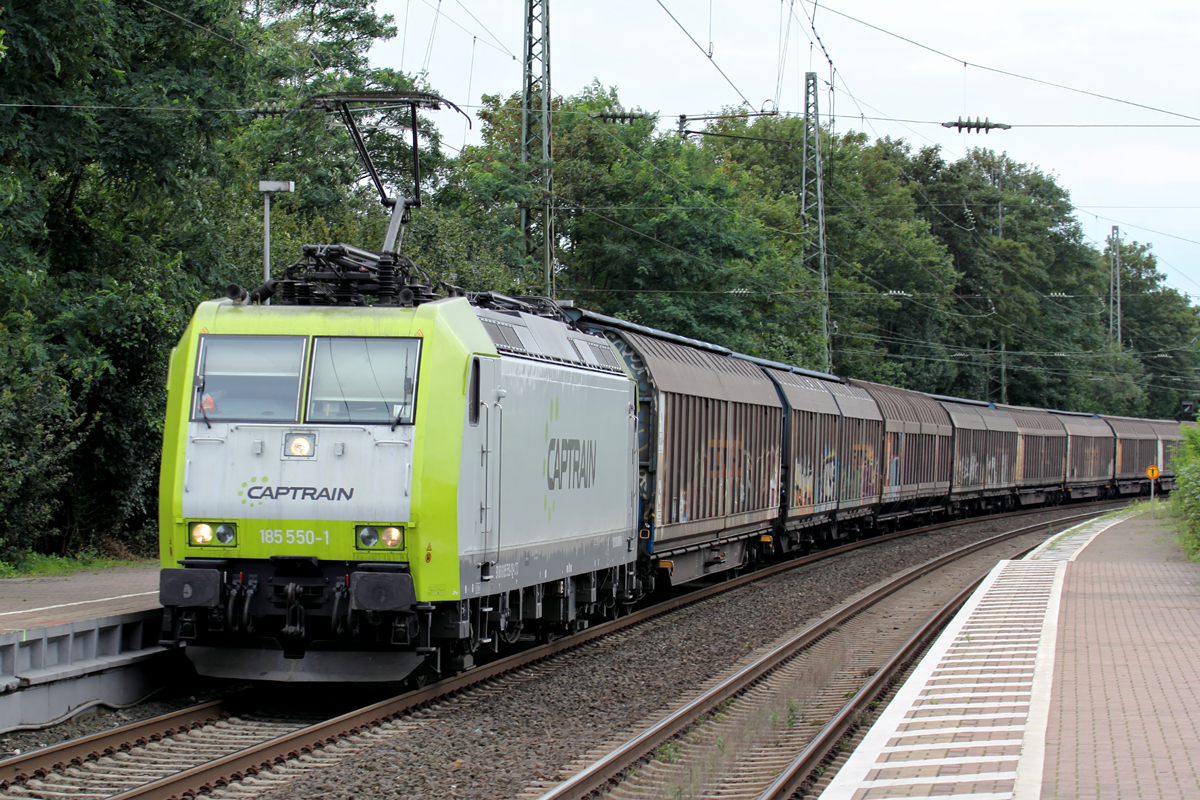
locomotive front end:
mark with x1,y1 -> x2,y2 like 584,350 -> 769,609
158,297 -> 487,682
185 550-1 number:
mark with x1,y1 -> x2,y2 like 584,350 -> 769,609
260,528 -> 330,545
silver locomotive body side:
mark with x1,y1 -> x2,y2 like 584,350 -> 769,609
454,307 -> 640,638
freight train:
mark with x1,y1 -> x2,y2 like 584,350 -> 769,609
156,90 -> 1184,683
156,251 -> 1183,682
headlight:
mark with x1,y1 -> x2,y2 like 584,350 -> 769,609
356,525 -> 405,549
215,523 -> 236,544
284,432 -> 315,457
190,522 -> 235,546
190,523 -> 214,545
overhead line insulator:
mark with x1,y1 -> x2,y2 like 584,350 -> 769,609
588,108 -> 655,124
941,116 -> 1012,134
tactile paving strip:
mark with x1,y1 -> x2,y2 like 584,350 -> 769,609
818,513 -> 1131,800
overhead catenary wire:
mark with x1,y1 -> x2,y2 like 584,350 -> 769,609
422,0 -> 443,73
110,2 -> 1200,309
401,0 -> 411,71
802,1 -> 1200,125
20,96 -> 1200,133
412,0 -> 515,61
140,0 -> 1190,376
654,0 -> 752,107
442,93 -> 1200,319
34,3 -> 1200,393
462,37 -> 477,149
454,99 -> 1198,343
431,140 -> 1193,398
803,44 -> 1196,320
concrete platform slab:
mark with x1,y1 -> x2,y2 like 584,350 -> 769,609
0,567 -> 170,731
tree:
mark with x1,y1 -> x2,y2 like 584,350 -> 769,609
1107,238 -> 1200,419
0,0 -> 431,555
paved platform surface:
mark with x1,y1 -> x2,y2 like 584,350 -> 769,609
819,510 -> 1200,799
1044,514 -> 1200,799
0,564 -> 160,633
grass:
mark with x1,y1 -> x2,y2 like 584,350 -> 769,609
1126,494 -> 1179,519
653,740 -> 683,764
0,551 -> 153,579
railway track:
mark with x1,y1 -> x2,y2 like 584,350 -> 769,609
0,503 -> 1123,800
529,507 -> 1117,800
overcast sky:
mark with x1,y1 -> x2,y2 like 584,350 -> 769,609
369,0 -> 1200,300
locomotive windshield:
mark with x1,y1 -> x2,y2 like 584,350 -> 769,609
192,335 -> 306,423
307,337 -> 421,424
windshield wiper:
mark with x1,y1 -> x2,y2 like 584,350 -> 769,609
196,349 -> 212,429
391,349 -> 412,431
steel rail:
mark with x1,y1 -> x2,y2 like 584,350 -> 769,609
0,699 -> 233,785
0,502 -> 1118,800
533,509 -> 1107,800
754,567 -> 1001,800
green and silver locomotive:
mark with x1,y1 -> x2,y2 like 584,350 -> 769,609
158,247 -> 640,681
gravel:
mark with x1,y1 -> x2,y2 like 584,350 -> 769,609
250,507 -> 1093,800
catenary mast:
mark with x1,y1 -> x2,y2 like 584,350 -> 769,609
521,0 -> 554,297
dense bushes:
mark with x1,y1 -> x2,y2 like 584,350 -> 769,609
1171,426 -> 1200,561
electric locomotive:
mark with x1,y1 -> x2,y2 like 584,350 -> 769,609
157,249 -> 640,681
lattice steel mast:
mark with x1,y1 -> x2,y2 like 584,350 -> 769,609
800,72 -> 831,373
1110,225 -> 1122,348
521,0 -> 554,296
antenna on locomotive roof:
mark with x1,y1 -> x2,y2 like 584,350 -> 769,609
301,91 -> 470,254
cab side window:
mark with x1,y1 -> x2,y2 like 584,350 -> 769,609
469,358 -> 480,426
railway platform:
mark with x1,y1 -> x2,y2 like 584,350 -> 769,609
819,508 -> 1200,800
0,565 -> 169,733
0,564 -> 159,633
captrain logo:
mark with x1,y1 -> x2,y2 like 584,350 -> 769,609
237,475 -> 354,507
542,396 -> 599,523
542,397 -> 598,492
545,437 -> 598,491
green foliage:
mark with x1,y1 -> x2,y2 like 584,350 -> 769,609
0,0 -> 423,557
0,551 -> 149,579
0,313 -> 88,561
1172,425 -> 1200,561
